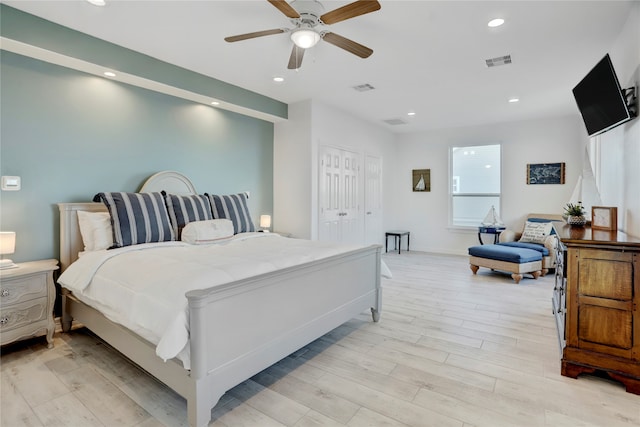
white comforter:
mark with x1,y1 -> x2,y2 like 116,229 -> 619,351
58,233 -> 368,369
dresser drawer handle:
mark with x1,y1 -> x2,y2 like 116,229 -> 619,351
0,316 -> 8,325
0,289 -> 9,297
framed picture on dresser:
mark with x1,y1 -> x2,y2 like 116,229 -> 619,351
591,206 -> 618,231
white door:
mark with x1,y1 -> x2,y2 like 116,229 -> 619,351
319,146 -> 361,243
364,155 -> 382,245
341,150 -> 360,244
319,146 -> 342,242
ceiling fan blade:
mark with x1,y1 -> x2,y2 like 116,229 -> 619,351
267,0 -> 300,19
224,29 -> 285,43
320,0 -> 381,25
288,45 -> 305,69
322,32 -> 373,58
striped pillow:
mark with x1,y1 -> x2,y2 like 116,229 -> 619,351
207,193 -> 256,234
163,192 -> 213,238
93,192 -> 175,248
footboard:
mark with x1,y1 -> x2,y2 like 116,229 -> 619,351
185,244 -> 381,427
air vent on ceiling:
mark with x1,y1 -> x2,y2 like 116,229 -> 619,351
352,83 -> 375,92
383,118 -> 407,126
485,54 -> 512,68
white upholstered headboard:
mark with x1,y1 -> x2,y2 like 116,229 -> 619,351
58,171 -> 197,272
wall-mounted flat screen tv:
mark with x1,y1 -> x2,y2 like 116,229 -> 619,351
572,53 -> 633,137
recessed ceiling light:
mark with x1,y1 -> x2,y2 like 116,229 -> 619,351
508,97 -> 520,103
407,111 -> 416,116
211,101 -> 220,106
273,76 -> 284,83
86,0 -> 106,6
485,165 -> 492,168
103,71 -> 116,77
488,18 -> 505,27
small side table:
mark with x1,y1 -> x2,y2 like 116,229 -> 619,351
0,259 -> 59,348
385,230 -> 410,254
478,226 -> 505,245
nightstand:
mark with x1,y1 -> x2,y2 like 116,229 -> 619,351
0,259 -> 59,348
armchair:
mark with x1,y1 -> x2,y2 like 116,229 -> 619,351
499,213 -> 564,276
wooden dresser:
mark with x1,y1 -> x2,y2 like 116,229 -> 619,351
554,225 -> 640,393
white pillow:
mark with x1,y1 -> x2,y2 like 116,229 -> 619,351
519,221 -> 554,244
77,211 -> 113,251
181,219 -> 234,244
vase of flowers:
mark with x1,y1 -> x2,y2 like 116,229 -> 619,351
564,202 -> 586,227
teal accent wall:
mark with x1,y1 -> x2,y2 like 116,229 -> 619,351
0,51 -> 274,263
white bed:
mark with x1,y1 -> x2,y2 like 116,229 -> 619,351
57,171 -> 382,427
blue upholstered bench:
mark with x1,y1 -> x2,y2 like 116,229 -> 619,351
468,244 -> 543,284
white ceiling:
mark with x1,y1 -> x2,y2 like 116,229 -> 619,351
3,0 -> 635,133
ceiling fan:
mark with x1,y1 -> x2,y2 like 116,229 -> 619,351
224,0 -> 381,69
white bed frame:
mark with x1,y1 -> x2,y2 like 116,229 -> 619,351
57,171 -> 382,427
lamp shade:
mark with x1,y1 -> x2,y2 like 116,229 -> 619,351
0,232 -> 16,255
260,215 -> 272,229
290,29 -> 320,49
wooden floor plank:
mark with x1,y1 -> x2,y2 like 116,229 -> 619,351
31,393 -> 103,427
0,371 -> 44,427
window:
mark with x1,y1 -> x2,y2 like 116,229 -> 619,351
450,144 -> 501,226
451,176 -> 460,194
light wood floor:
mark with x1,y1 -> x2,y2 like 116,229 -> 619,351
2,252 -> 639,427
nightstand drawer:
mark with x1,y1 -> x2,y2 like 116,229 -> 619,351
0,297 -> 48,333
0,273 -> 47,307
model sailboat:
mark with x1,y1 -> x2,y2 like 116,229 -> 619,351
568,147 -> 602,220
482,205 -> 504,227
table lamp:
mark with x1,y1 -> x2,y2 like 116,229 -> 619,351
0,231 -> 17,269
260,215 -> 271,233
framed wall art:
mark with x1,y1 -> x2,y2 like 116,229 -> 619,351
526,162 -> 565,185
412,169 -> 430,192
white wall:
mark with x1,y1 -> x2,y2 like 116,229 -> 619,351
599,2 -> 640,237
274,100 -> 397,242
393,115 -> 585,255
273,100 -> 313,239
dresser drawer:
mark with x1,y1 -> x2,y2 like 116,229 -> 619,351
0,273 -> 47,307
0,297 -> 48,333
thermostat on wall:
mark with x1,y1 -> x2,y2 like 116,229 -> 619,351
1,176 -> 21,191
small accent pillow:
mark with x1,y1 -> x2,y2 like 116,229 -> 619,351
77,211 -> 113,251
527,218 -> 557,235
519,221 -> 554,244
163,192 -> 213,238
207,193 -> 256,234
181,219 -> 234,244
93,192 -> 175,248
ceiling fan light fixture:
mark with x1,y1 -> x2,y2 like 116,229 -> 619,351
290,29 -> 320,49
